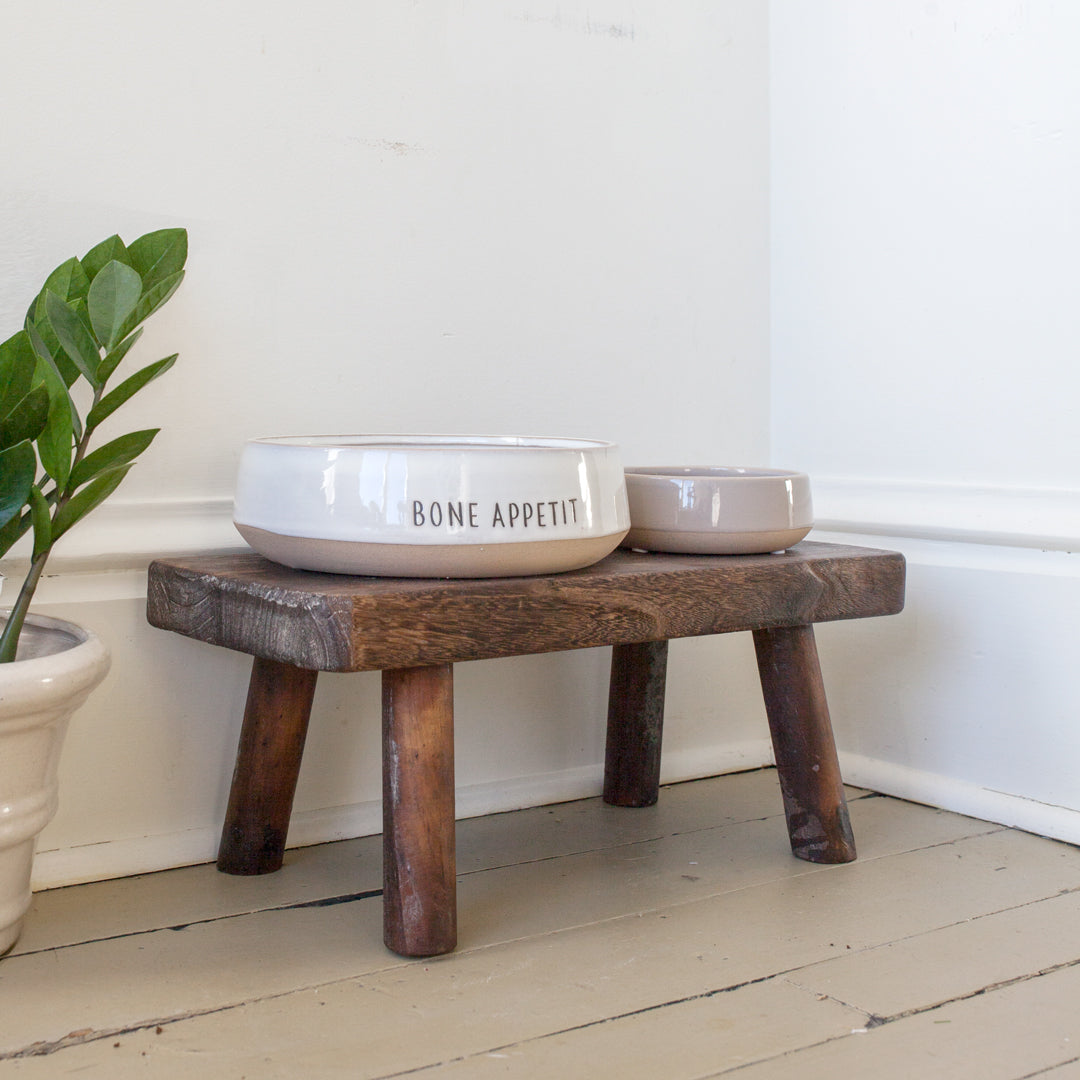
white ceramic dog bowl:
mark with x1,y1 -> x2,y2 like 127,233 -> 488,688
234,435 -> 630,577
621,466 -> 813,555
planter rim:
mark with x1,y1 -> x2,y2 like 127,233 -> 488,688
1,609 -> 98,655
0,612 -> 110,715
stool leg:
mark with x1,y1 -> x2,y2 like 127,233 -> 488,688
217,657 -> 318,875
753,624 -> 856,864
382,663 -> 456,957
603,640 -> 669,807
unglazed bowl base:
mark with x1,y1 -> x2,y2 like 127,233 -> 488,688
621,525 -> 812,555
236,524 -> 629,578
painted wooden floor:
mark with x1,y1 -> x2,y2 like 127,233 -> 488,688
2,768 -> 1079,1077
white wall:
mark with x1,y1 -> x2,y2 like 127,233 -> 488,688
0,2 -> 773,886
12,1 -> 1076,889
771,3 -> 1080,842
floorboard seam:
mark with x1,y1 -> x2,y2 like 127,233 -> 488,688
7,887 -> 386,960
360,973 -> 791,1080
712,956 -> 1080,1078
877,952 -> 1080,1025
4,1011 -> 228,1060
1013,1056 -> 1080,1079
778,885 -> 1080,992
454,817 -> 784,875
10,789 -> 1007,962
0,840 -> 916,963
9,820 -> 1049,971
0,963 -> 402,1060
3,957 -> 782,1064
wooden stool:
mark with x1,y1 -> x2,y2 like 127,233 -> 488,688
147,542 -> 905,957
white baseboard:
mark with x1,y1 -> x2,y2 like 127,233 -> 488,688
32,743 -> 1080,888
839,752 -> 1080,847
31,739 -> 775,890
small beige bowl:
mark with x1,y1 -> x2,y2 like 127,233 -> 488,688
622,466 -> 813,555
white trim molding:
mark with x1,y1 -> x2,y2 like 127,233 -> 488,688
10,478 -> 1076,580
840,753 -> 1080,848
812,476 -> 1080,552
12,477 -> 1079,576
4,495 -> 241,577
53,494 -> 241,565
35,743 -> 1080,888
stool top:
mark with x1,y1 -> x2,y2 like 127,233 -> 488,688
146,542 -> 905,672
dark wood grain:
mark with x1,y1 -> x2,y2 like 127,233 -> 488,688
603,640 -> 669,807
753,625 -> 856,864
217,657 -> 318,874
147,543 -> 906,673
382,664 -> 457,957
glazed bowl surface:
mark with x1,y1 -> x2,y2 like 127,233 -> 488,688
233,434 -> 629,577
622,466 -> 813,555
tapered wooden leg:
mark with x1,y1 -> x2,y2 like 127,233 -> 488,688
217,656 -> 318,875
603,640 -> 669,807
753,624 -> 856,864
382,663 -> 456,957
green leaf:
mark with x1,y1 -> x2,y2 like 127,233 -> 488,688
0,331 -> 38,417
96,328 -> 143,386
114,270 -> 184,343
0,441 -> 36,530
46,291 -> 102,387
40,256 -> 91,304
25,306 -> 79,387
86,354 -> 176,432
128,229 -> 188,294
69,428 -> 158,490
88,261 -> 143,351
51,463 -> 132,542
34,362 -> 75,491
29,485 -> 51,561
70,296 -> 97,341
81,235 -> 131,280
0,384 -> 49,450
25,319 -> 83,442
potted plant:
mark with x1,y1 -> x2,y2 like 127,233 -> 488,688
0,228 -> 186,954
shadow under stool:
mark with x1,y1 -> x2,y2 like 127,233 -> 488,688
146,541 -> 906,958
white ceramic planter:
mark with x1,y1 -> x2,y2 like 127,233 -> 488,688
233,435 -> 630,577
0,613 -> 110,956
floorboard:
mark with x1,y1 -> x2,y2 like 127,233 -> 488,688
2,769 -> 1077,1079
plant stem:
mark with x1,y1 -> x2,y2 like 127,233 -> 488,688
0,394 -> 93,663
0,548 -> 50,663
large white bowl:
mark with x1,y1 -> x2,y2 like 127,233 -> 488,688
621,466 -> 813,555
234,435 -> 630,577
